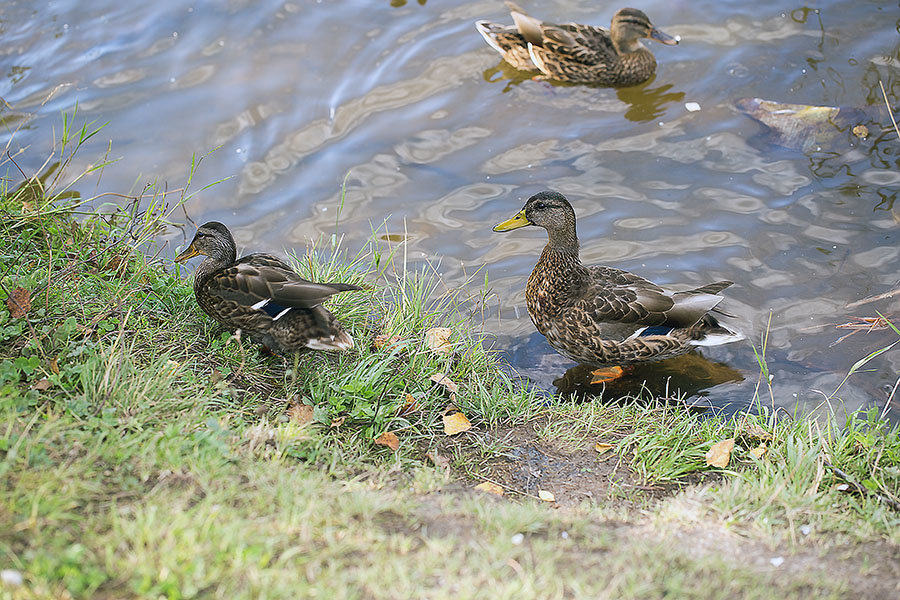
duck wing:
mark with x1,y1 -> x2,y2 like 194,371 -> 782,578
540,24 -> 614,65
579,266 -> 731,329
505,2 -> 613,64
208,253 -> 362,310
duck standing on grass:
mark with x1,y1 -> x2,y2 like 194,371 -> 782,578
175,221 -> 361,354
475,2 -> 678,87
492,191 -> 743,383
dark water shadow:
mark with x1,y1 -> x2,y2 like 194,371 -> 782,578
615,78 -> 685,123
482,60 -> 685,123
482,60 -> 541,93
499,332 -> 747,413
553,352 -> 745,409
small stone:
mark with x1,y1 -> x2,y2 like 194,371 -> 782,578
1,570 -> 23,586
685,101 -> 702,112
799,524 -> 812,536
510,533 -> 524,545
769,556 -> 785,567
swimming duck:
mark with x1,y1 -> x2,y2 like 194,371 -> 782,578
175,221 -> 361,354
475,2 -> 678,86
492,192 -> 743,381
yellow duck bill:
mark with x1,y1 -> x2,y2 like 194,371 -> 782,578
174,243 -> 201,263
492,210 -> 532,232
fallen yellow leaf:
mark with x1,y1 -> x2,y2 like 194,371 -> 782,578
706,438 -> 735,468
330,416 -> 346,428
538,490 -> 555,502
749,443 -> 767,460
49,358 -> 60,375
474,481 -> 504,496
396,394 -> 420,417
287,403 -> 314,426
430,372 -> 459,394
594,442 -> 614,456
424,327 -> 453,355
443,411 -> 472,436
374,431 -> 400,452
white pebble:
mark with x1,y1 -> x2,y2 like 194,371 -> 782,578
685,102 -> 701,112
769,556 -> 785,567
0,570 -> 23,586
511,533 -> 524,545
799,524 -> 812,535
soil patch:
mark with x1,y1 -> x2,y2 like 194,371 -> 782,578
438,419 -> 681,508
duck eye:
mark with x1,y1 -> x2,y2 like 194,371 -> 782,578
534,201 -> 547,210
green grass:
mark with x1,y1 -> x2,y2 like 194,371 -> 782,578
1,118 -> 899,598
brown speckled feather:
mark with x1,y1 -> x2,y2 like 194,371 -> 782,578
177,222 -> 361,354
475,3 -> 675,86
494,192 -> 743,368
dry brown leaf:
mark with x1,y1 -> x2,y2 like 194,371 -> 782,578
372,334 -> 403,351
374,431 -> 400,452
424,327 -> 453,355
749,444 -> 768,460
430,372 -> 459,394
594,442 -> 614,456
538,490 -> 555,502
330,416 -> 346,428
474,481 -> 504,496
104,253 -> 128,275
737,419 -> 773,442
6,287 -> 31,319
287,403 -> 314,427
31,378 -> 51,391
397,394 -> 421,418
443,411 -> 472,436
706,438 -> 735,468
49,358 -> 60,375
426,451 -> 450,468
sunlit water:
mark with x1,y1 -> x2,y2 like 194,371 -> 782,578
2,0 -> 899,418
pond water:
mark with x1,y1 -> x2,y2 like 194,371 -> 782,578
3,0 -> 900,418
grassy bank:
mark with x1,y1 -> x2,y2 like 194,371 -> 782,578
1,131 -> 899,599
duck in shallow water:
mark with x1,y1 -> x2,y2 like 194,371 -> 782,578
175,221 -> 362,354
475,2 -> 678,86
492,191 -> 743,382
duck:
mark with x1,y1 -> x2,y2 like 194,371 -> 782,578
475,2 -> 678,86
174,221 -> 362,354
492,191 -> 743,382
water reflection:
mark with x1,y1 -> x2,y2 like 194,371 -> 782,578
482,59 -> 538,93
553,353 -> 745,406
616,79 -> 685,123
3,0 -> 900,418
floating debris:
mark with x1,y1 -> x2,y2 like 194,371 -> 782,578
735,97 -> 876,152
684,101 -> 701,112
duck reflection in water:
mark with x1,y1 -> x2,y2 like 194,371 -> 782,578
504,332 -> 744,407
553,352 -> 745,405
616,78 -> 685,123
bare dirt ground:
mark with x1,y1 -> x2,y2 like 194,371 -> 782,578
421,420 -> 900,599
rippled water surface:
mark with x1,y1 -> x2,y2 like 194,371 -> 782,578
3,0 -> 900,417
